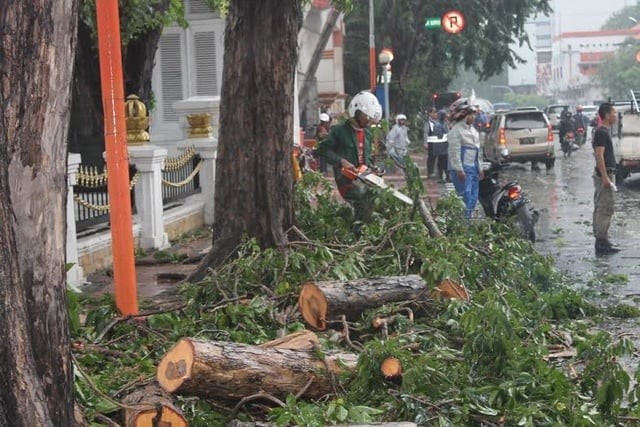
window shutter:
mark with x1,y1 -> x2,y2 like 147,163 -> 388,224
194,31 -> 218,96
158,33 -> 184,122
187,0 -> 212,15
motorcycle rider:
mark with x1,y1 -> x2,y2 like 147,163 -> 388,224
559,110 -> 576,150
386,113 -> 410,171
448,98 -> 482,218
316,91 -> 382,229
574,105 -> 588,145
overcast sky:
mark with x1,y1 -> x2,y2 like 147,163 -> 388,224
550,0 -> 638,33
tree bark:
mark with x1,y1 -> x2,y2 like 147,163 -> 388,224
298,275 -> 430,330
157,338 -> 357,400
189,0 -> 302,282
0,0 -> 77,425
122,383 -> 187,427
417,199 -> 444,238
68,0 -> 170,165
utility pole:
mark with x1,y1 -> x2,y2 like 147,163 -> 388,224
369,0 -> 376,91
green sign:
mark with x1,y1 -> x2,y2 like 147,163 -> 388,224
425,17 -> 441,29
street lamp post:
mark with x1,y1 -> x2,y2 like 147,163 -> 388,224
378,48 -> 394,121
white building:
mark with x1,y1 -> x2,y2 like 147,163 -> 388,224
550,27 -> 640,102
149,0 -> 346,149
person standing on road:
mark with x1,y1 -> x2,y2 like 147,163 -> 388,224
592,102 -> 620,255
448,98 -> 482,218
386,113 -> 410,171
432,110 -> 449,182
316,113 -> 332,172
424,107 -> 438,177
316,91 -> 382,231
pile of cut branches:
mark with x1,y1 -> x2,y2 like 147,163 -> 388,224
71,172 -> 640,426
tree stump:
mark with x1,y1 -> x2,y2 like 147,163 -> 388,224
298,275 -> 430,330
122,383 -> 187,427
157,338 -> 357,400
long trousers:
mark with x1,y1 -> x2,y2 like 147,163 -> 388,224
593,173 -> 615,241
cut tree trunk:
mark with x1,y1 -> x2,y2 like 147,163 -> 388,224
0,0 -> 77,425
157,338 -> 357,400
122,383 -> 187,427
299,275 -> 430,330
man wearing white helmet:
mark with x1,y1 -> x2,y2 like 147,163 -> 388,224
447,98 -> 482,218
316,91 -> 382,228
385,113 -> 410,171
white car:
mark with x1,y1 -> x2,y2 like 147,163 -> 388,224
615,113 -> 640,182
582,105 -> 597,123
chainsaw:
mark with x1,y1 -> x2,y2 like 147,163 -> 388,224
341,165 -> 413,206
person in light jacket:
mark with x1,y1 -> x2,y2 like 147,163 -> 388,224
386,113 -> 410,170
447,98 -> 482,218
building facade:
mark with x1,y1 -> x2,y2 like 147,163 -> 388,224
150,0 -> 346,148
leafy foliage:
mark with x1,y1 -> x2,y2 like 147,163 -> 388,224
597,44 -> 640,100
343,0 -> 551,113
602,4 -> 640,30
72,173 -> 640,426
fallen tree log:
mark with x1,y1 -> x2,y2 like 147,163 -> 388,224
259,329 -> 319,350
299,275 -> 430,330
122,383 -> 187,427
157,338 -> 357,400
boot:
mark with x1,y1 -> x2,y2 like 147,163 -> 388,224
595,238 -> 621,255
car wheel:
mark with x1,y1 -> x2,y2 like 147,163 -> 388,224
544,158 -> 555,170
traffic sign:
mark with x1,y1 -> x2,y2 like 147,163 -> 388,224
425,17 -> 441,29
441,10 -> 466,34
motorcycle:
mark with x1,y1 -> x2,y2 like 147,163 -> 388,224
560,131 -> 578,157
478,161 -> 538,242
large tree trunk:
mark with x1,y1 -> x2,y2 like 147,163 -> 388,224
157,338 -> 357,400
189,0 -> 302,282
0,0 -> 77,425
68,1 -> 170,165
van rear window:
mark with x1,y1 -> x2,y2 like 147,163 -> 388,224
505,113 -> 547,130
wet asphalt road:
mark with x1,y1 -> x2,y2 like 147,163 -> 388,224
496,134 -> 640,301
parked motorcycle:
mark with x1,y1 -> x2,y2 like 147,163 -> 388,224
479,161 -> 538,242
561,131 -> 578,157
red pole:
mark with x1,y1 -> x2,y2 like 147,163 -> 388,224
95,0 -> 138,315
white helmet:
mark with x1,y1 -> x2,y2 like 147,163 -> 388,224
319,113 -> 331,122
396,114 -> 407,123
348,91 -> 382,122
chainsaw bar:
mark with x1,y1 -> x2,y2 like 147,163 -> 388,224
359,173 -> 414,206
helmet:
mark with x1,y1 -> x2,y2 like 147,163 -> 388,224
348,91 -> 382,122
396,114 -> 407,123
319,113 -> 331,122
449,97 -> 477,121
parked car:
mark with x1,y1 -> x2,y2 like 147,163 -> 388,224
544,104 -> 570,130
484,110 -> 555,170
493,102 -> 513,112
581,105 -> 598,123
